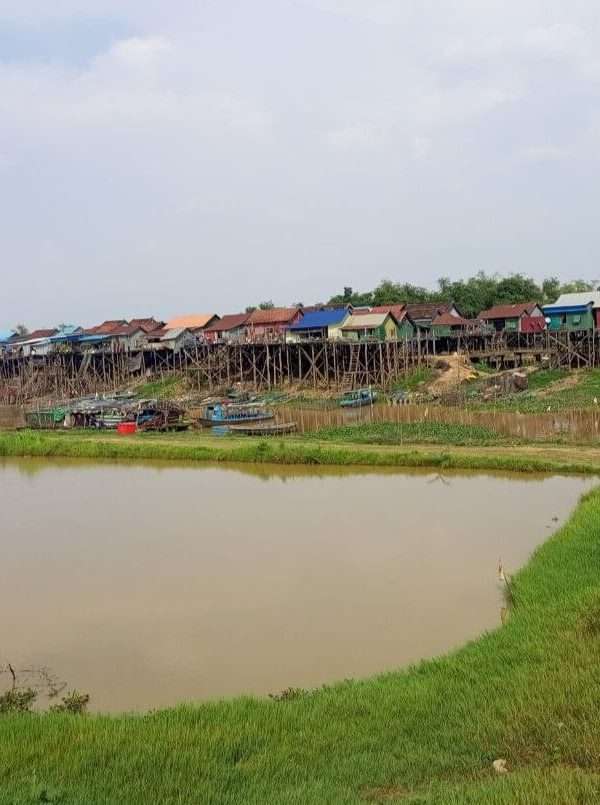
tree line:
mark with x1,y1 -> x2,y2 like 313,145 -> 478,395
12,273 -> 595,335
327,273 -> 595,319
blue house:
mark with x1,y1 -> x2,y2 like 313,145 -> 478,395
0,329 -> 15,354
286,308 -> 350,341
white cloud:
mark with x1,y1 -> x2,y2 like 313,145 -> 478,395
520,145 -> 571,163
1,0 -> 600,325
326,123 -> 388,151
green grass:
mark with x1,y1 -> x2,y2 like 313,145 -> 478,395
305,421 -> 507,446
2,485 -> 600,802
134,374 -> 185,399
475,368 -> 600,413
393,367 -> 436,392
2,429 -> 600,475
526,368 -> 569,391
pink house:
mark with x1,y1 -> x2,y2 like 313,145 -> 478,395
245,308 -> 303,342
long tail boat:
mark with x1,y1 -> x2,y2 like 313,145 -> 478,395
199,402 -> 275,426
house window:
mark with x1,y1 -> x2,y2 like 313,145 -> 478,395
572,315 -> 581,325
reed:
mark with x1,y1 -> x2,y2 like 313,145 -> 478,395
1,487 -> 600,802
305,421 -> 507,446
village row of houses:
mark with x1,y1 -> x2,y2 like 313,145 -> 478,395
2,291 -> 600,357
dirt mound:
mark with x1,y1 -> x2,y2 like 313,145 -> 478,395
428,353 -> 478,394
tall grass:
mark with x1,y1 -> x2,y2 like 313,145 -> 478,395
1,488 -> 600,802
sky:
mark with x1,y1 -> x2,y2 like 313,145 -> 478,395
1,1 -> 600,328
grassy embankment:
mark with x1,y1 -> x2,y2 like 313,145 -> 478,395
469,368 -> 600,412
3,428 -> 600,475
2,487 -> 600,802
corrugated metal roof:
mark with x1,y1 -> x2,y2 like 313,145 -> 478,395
544,292 -> 600,310
85,320 -> 128,335
432,312 -> 470,326
479,302 -> 541,319
289,308 -> 348,330
50,325 -> 82,340
0,329 -> 16,342
159,327 -> 189,341
165,314 -> 218,330
129,318 -> 164,333
370,304 -> 407,319
9,328 -> 57,344
247,307 -> 301,325
404,303 -> 457,320
542,305 -> 591,314
204,313 -> 250,332
341,313 -> 392,329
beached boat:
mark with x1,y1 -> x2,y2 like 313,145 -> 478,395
339,388 -> 377,408
229,421 -> 297,436
199,402 -> 274,426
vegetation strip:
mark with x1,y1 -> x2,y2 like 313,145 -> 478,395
1,481 -> 600,802
1,430 -> 600,476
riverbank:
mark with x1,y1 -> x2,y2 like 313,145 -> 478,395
1,483 -> 600,803
2,429 -> 600,475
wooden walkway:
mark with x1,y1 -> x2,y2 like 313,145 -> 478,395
1,330 -> 598,402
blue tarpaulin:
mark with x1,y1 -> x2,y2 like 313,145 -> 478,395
289,309 -> 349,331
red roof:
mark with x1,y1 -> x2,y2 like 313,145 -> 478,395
165,314 -> 219,331
479,302 -> 541,320
204,313 -> 250,333
404,303 -> 458,320
432,312 -> 471,327
129,318 -> 164,333
354,304 -> 407,320
247,307 -> 302,325
84,319 -> 128,335
146,328 -> 168,339
11,328 -> 57,343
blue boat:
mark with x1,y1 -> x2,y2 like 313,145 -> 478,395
339,388 -> 377,408
199,402 -> 274,426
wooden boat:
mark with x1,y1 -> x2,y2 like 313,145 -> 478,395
199,402 -> 274,426
339,388 -> 377,408
229,421 -> 297,436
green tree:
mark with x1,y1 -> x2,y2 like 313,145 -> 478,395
541,277 -> 562,304
559,279 -> 594,294
495,274 -> 541,304
437,272 -> 499,318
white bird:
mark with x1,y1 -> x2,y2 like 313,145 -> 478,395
594,398 -> 598,405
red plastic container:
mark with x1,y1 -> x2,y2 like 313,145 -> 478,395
117,422 -> 137,435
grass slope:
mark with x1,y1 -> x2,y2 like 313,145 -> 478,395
2,488 -> 600,803
474,368 -> 600,413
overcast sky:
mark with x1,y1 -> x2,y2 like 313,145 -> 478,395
1,1 -> 600,327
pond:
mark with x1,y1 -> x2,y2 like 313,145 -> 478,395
0,459 -> 594,712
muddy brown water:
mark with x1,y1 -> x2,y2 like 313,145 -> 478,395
274,403 -> 600,441
0,458 -> 595,712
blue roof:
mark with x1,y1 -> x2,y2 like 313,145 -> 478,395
542,304 -> 590,314
77,334 -> 109,343
0,329 -> 15,343
289,308 -> 349,331
50,325 -> 82,341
